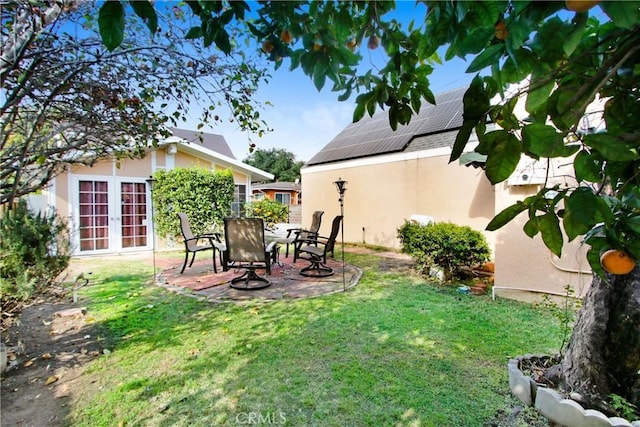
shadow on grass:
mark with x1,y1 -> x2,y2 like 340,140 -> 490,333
70,253 -> 563,426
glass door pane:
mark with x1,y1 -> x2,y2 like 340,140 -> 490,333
120,182 -> 148,248
78,180 -> 110,251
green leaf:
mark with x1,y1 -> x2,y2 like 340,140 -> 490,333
573,150 -> 602,183
624,214 -> 640,234
563,12 -> 587,56
337,87 -> 351,102
185,26 -> 202,39
353,102 -> 365,122
313,56 -> 329,91
585,238 -> 608,281
485,132 -> 521,184
466,44 -> 505,73
454,27 -> 494,56
486,202 -> 528,231
423,87 -> 436,106
584,133 -> 638,161
449,120 -> 476,163
523,216 -> 539,238
476,129 -> 506,155
525,72 -> 554,115
99,0 -> 125,51
129,1 -> 157,35
462,76 -> 490,120
600,1 -> 640,30
563,187 -> 598,241
215,29 -> 231,55
538,213 -> 563,257
522,123 -> 577,158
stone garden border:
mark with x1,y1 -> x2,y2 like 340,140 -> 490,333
508,354 -> 640,427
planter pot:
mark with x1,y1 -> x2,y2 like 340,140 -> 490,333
470,286 -> 485,295
508,354 -> 640,427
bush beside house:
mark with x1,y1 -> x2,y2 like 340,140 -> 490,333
398,220 -> 491,281
0,201 -> 70,317
151,168 -> 235,238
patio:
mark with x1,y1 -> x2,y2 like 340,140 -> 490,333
157,252 -> 364,302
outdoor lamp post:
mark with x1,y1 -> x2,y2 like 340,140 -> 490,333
145,176 -> 157,282
334,178 -> 347,291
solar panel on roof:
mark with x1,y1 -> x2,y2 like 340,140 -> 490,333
306,87 -> 467,166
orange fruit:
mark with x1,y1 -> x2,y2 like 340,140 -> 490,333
280,29 -> 293,44
346,38 -> 357,51
494,20 -> 508,40
313,43 -> 322,51
367,35 -> 379,50
600,249 -> 636,275
565,0 -> 600,12
261,40 -> 274,53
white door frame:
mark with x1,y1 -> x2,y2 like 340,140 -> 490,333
70,175 -> 152,255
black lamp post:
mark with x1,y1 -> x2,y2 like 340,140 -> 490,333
334,178 -> 347,291
145,176 -> 157,282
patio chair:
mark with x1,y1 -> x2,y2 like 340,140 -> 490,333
178,212 -> 225,274
276,210 -> 324,259
296,215 -> 343,277
222,218 -> 277,290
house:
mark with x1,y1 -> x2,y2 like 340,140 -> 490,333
42,128 -> 273,256
301,87 -> 592,300
251,181 -> 302,223
251,181 -> 301,206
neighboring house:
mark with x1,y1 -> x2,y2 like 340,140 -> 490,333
252,181 -> 302,224
42,128 -> 273,256
251,181 -> 301,206
301,87 -> 592,300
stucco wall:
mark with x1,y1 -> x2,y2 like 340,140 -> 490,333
301,150 -> 496,250
46,147 -> 253,255
302,149 -> 592,297
492,160 -> 592,299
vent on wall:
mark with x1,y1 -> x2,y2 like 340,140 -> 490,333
507,159 -> 547,186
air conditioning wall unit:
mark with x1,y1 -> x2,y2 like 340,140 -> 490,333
507,159 -> 547,186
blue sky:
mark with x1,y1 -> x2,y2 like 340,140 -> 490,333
204,2 -> 476,162
216,52 -> 473,162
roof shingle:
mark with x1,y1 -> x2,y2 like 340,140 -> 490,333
169,128 -> 236,159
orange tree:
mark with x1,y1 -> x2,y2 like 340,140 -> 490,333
99,0 -> 640,417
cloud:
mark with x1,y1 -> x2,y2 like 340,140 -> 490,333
301,102 -> 355,130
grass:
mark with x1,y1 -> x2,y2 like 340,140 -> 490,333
66,251 -> 562,426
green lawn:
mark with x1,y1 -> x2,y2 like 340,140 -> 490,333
67,251 -> 561,426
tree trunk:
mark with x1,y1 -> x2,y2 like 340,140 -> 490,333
561,266 -> 640,415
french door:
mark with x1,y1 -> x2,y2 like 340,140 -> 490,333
73,178 -> 151,254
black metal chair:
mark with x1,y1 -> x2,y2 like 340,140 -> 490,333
222,218 -> 277,290
296,215 -> 343,277
178,212 -> 225,274
276,210 -> 324,259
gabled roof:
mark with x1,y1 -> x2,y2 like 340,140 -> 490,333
163,128 -> 273,182
252,182 -> 300,192
169,127 -> 236,159
306,87 -> 466,166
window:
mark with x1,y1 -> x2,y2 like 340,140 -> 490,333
231,184 -> 246,217
275,192 -> 291,205
253,193 -> 265,200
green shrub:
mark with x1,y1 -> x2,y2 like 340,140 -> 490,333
0,200 -> 70,301
152,168 -> 235,238
397,220 -> 491,281
245,199 -> 288,230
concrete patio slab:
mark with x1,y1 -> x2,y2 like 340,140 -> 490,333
157,253 -> 363,302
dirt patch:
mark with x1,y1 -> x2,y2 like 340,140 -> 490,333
1,298 -> 104,427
